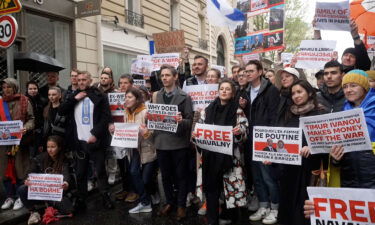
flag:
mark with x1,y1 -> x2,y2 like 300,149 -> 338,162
207,0 -> 246,31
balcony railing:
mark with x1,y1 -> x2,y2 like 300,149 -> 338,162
125,10 -> 144,28
198,38 -> 208,50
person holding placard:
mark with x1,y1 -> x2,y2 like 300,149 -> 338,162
330,70 -> 375,188
0,78 -> 35,211
120,88 -> 157,214
18,136 -> 72,225
275,80 -> 323,225
152,65 -> 193,221
193,78 -> 248,225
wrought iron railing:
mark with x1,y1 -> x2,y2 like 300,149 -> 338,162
198,38 -> 208,50
125,10 -> 144,28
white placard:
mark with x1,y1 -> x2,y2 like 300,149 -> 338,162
108,93 -> 125,116
0,120 -> 23,146
184,84 -> 218,111
315,1 -> 350,31
194,123 -> 233,155
295,40 -> 337,69
151,53 -> 180,72
147,103 -> 178,133
111,123 -> 139,148
27,173 -> 63,202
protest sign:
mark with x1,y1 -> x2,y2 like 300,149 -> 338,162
0,120 -> 23,146
253,126 -> 302,165
153,30 -> 185,54
133,79 -> 146,88
295,40 -> 337,69
130,58 -> 152,76
194,123 -> 233,155
242,54 -> 260,64
281,53 -> 293,67
111,123 -> 139,148
211,65 -> 226,77
250,0 -> 267,12
315,1 -> 350,31
299,108 -> 372,154
307,187 -> 375,225
184,84 -> 218,111
147,103 -> 178,133
27,173 -> 63,202
151,53 -> 180,72
108,93 -> 125,116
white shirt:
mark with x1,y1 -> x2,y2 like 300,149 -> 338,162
182,76 -> 207,92
250,85 -> 260,103
74,97 -> 94,141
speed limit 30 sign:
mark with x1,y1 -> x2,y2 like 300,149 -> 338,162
0,15 -> 17,48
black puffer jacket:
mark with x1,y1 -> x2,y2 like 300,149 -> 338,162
316,85 -> 345,113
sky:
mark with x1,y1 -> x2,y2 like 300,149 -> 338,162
305,0 -> 354,59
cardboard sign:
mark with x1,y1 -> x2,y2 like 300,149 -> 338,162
153,30 -> 185,54
147,103 -> 178,133
194,123 -> 233,155
315,0 -> 350,31
295,40 -> 337,69
108,93 -> 125,116
151,53 -> 180,72
253,126 -> 302,165
0,120 -> 23,145
299,108 -> 372,154
307,187 -> 375,225
27,173 -> 63,202
111,123 -> 139,148
133,79 -> 146,88
184,84 -> 218,111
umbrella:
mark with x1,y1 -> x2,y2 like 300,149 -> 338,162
13,52 -> 65,73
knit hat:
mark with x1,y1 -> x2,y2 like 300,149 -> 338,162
366,70 -> 375,81
342,69 -> 370,91
276,67 -> 300,79
342,48 -> 357,57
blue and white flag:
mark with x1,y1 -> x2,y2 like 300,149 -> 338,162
207,0 -> 246,31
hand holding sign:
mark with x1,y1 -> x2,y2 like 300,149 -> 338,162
330,144 -> 344,161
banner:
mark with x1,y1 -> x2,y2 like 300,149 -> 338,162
147,103 -> 178,133
315,0 -> 350,31
184,84 -> 219,111
133,79 -> 146,88
151,53 -> 180,72
194,123 -> 233,155
27,173 -> 63,202
253,126 -> 302,165
307,187 -> 375,225
111,123 -> 139,148
0,120 -> 23,146
211,65 -> 226,77
295,40 -> 337,69
235,0 -> 285,56
108,93 -> 125,116
153,30 -> 185,54
299,108 -> 372,154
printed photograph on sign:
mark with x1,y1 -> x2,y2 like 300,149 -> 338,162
108,93 -> 125,116
269,5 -> 284,31
299,108 -> 372,154
253,126 -> 302,165
0,120 -> 23,146
250,0 -> 268,12
147,103 -> 178,133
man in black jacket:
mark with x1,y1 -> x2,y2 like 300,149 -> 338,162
59,71 -> 113,210
241,60 -> 280,224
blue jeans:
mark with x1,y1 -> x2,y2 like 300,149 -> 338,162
252,161 -> 279,209
129,149 -> 157,205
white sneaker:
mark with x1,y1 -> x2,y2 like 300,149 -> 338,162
248,195 -> 259,211
108,174 -> 115,185
197,202 -> 207,215
151,193 -> 160,205
28,212 -> 41,225
1,198 -> 14,210
128,202 -> 152,214
87,180 -> 95,192
13,198 -> 23,210
249,207 -> 270,221
262,209 -> 278,224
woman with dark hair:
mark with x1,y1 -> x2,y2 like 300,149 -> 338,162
25,81 -> 45,157
119,87 -> 157,214
18,135 -> 73,225
42,87 -> 65,141
193,78 -> 248,225
276,79 -> 322,225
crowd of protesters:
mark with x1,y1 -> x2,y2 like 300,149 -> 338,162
0,20 -> 374,225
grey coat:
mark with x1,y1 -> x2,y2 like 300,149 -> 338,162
152,87 -> 193,150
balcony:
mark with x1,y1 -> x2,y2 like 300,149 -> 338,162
125,10 -> 144,28
198,38 -> 208,50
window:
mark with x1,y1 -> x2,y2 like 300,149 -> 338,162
198,15 -> 205,38
127,0 -> 140,14
170,0 -> 180,30
217,37 -> 225,66
104,50 -> 136,83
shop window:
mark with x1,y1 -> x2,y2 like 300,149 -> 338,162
104,50 -> 136,83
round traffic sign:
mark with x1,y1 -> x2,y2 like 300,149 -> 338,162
0,15 -> 17,48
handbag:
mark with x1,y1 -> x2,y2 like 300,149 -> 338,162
310,160 -> 327,187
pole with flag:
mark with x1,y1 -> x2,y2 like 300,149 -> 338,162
207,0 -> 245,31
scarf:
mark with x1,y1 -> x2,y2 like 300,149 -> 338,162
204,97 -> 238,126
125,104 -> 146,123
2,94 -> 29,122
290,100 -> 316,116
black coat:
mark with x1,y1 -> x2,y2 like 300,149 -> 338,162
59,87 -> 111,151
316,85 -> 345,114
